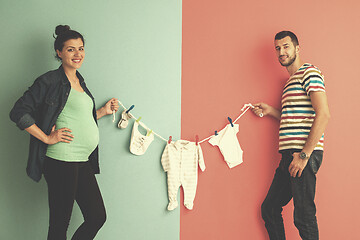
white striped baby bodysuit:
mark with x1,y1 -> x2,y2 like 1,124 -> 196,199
161,140 -> 205,210
209,124 -> 243,168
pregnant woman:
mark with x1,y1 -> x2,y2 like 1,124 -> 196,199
10,25 -> 119,240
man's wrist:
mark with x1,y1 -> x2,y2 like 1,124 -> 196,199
299,151 -> 310,160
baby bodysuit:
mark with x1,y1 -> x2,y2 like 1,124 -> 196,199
209,124 -> 243,168
161,140 -> 205,210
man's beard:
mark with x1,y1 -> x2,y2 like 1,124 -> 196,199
279,53 -> 296,67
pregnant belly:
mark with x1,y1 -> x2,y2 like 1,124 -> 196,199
47,119 -> 99,161
69,120 -> 99,154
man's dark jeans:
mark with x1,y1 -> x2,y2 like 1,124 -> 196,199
261,150 -> 323,240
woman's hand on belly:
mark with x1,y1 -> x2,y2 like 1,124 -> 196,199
46,125 -> 74,145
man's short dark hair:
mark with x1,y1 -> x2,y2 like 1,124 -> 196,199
275,31 -> 299,46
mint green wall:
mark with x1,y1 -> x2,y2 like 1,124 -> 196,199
0,1 -> 181,239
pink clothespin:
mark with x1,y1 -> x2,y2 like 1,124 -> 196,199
195,135 -> 199,145
168,136 -> 172,144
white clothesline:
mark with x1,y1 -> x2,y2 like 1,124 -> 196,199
198,103 -> 255,144
113,100 -> 258,144
114,101 -> 168,142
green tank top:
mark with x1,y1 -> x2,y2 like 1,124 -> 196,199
46,88 -> 99,162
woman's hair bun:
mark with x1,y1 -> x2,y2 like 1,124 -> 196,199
55,25 -> 71,36
53,25 -> 84,60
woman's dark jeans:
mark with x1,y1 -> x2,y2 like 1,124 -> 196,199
43,157 -> 106,240
261,150 -> 323,240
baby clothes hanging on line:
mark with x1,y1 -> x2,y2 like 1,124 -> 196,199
118,110 -> 132,129
130,121 -> 154,155
161,140 -> 205,211
209,124 -> 243,168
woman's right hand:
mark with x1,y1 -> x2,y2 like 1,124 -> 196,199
46,125 -> 74,145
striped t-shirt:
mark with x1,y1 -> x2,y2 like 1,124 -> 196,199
279,63 -> 326,152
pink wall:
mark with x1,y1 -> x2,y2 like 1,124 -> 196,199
181,0 -> 360,239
